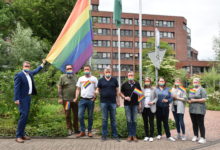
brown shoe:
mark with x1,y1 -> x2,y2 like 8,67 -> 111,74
76,132 -> 85,138
15,138 -> 24,143
88,132 -> 93,137
133,136 -> 138,142
127,136 -> 132,142
22,136 -> 31,140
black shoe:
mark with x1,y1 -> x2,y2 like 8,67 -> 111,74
112,137 -> 121,142
74,130 -> 80,134
101,136 -> 107,141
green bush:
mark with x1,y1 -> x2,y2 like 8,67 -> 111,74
206,91 -> 220,111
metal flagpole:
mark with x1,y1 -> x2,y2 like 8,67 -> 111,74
118,28 -> 121,89
139,0 -> 143,87
155,28 -> 160,86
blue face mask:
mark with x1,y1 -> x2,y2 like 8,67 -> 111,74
24,69 -> 30,73
105,74 -> 111,78
84,71 -> 90,75
66,71 -> 73,74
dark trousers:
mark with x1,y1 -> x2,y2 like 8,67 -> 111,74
172,105 -> 185,134
16,95 -> 31,138
142,108 -> 155,137
62,101 -> 79,132
156,106 -> 171,138
190,113 -> 205,138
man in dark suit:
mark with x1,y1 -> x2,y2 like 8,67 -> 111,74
14,60 -> 46,143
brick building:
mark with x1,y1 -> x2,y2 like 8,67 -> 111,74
91,0 -> 214,78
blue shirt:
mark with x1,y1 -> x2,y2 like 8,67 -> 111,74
155,87 -> 173,108
98,77 -> 119,103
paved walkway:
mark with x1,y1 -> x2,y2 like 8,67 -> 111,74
0,108 -> 220,150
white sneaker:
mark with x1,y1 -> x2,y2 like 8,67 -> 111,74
157,135 -> 162,140
168,137 -> 176,142
149,137 -> 154,142
192,136 -> 198,142
143,137 -> 149,141
181,135 -> 187,141
176,134 -> 181,140
198,138 -> 206,144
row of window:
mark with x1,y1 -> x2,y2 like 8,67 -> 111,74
92,16 -> 175,27
93,28 -> 174,38
93,40 -> 175,49
93,52 -> 139,60
93,64 -> 141,72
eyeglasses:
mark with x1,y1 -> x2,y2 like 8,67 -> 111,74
24,65 -> 30,68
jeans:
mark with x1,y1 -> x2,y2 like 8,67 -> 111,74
190,113 -> 205,138
16,96 -> 31,138
100,103 -> 118,137
156,106 -> 171,138
78,99 -> 94,132
124,105 -> 138,136
172,105 -> 185,134
142,108 -> 155,137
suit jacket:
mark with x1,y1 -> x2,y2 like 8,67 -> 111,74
14,66 -> 43,101
140,87 -> 158,113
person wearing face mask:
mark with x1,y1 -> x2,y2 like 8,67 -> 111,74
170,78 -> 187,141
74,65 -> 98,138
57,64 -> 79,136
140,77 -> 157,142
155,77 -> 176,142
188,78 -> 207,144
96,67 -> 120,142
14,60 -> 46,143
120,71 -> 142,142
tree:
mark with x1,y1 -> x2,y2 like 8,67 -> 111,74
12,0 -> 77,43
213,29 -> 220,61
0,23 -> 50,70
142,38 -> 187,86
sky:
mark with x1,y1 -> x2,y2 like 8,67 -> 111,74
98,0 -> 220,60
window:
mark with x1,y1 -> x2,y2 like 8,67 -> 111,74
112,41 -> 133,48
112,29 -> 133,36
93,64 -> 111,71
112,53 -> 133,60
135,42 -> 152,48
160,32 -> 174,38
135,30 -> 154,37
93,40 -> 111,47
92,5 -> 98,11
121,18 -> 133,25
155,20 -> 174,27
93,52 -> 111,59
93,16 -> 111,24
134,19 -> 154,26
169,43 -> 175,50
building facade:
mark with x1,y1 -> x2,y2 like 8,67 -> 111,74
91,0 -> 211,78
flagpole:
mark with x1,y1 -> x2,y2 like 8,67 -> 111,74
139,0 -> 143,87
155,28 -> 160,86
118,28 -> 121,89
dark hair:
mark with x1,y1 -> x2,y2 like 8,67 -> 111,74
65,64 -> 73,69
157,77 -> 167,88
83,65 -> 91,69
144,77 -> 152,89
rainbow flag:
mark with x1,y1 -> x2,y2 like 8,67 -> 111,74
133,88 -> 143,96
65,101 -> 70,110
138,95 -> 145,102
46,0 -> 93,73
178,86 -> 186,93
83,80 -> 91,88
189,89 -> 197,95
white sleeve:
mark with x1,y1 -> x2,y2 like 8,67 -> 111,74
76,77 -> 81,87
94,77 -> 98,88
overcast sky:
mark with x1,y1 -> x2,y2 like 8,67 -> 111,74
98,0 -> 220,60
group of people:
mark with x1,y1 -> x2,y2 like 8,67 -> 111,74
14,61 -> 207,144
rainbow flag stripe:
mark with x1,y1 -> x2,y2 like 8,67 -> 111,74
83,80 -> 91,88
46,0 -> 93,73
65,101 -> 70,110
189,89 -> 196,94
178,86 -> 186,93
133,88 -> 143,96
138,95 -> 145,102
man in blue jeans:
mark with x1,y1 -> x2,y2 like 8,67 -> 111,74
96,68 -> 120,142
74,65 -> 98,138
